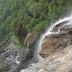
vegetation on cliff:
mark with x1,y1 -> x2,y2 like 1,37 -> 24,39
0,0 -> 72,46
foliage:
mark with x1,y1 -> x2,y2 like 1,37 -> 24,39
0,61 -> 3,69
34,20 -> 49,33
0,0 -> 72,46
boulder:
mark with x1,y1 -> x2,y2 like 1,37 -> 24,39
24,30 -> 39,48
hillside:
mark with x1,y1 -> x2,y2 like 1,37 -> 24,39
0,0 -> 72,46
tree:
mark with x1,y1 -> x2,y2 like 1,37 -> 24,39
28,3 -> 42,18
34,20 -> 49,33
26,18 -> 37,32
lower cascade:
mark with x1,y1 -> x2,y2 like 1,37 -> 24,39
21,14 -> 72,72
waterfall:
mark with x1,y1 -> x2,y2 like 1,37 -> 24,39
20,14 -> 72,72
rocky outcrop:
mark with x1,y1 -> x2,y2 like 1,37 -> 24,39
24,30 -> 39,48
0,43 -> 29,72
40,24 -> 72,58
22,45 -> 72,72
13,30 -> 40,72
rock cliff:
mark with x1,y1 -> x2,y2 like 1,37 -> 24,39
40,23 -> 72,58
22,45 -> 72,72
0,30 -> 40,72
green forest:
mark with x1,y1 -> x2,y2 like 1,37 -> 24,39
0,0 -> 72,46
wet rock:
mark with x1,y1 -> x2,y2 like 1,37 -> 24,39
40,24 -> 72,58
60,24 -> 72,32
22,45 -> 72,72
24,30 -> 39,48
51,21 -> 68,32
68,29 -> 72,34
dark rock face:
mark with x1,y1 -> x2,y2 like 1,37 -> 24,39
40,23 -> 72,58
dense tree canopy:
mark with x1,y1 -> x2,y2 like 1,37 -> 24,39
0,0 -> 72,46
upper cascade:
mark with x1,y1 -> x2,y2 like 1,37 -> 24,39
40,15 -> 72,58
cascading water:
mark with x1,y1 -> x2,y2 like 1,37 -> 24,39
21,14 -> 72,72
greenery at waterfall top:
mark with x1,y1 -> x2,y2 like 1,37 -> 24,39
0,0 -> 72,46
